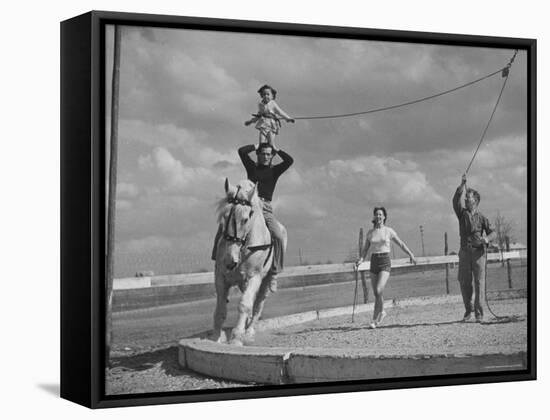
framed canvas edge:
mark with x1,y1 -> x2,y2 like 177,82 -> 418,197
61,11 -> 95,408
60,10 -> 537,409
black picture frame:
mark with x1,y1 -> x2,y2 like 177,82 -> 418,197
61,10 -> 536,409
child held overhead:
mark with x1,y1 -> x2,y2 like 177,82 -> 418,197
244,84 -> 295,148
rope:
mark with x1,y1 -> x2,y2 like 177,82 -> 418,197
293,68 -> 504,121
482,245 -> 522,323
464,51 -> 517,174
458,50 -> 519,321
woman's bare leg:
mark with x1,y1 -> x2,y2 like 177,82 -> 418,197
371,271 -> 390,322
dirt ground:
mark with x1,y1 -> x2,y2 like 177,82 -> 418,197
252,299 -> 527,356
106,297 -> 527,395
106,345 -> 250,395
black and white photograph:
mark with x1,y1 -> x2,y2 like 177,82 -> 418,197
5,1 -> 544,416
101,18 -> 532,397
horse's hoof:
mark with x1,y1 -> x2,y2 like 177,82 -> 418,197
209,330 -> 227,343
244,328 -> 256,342
229,338 -> 244,346
216,331 -> 228,344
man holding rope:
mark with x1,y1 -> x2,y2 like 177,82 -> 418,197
452,174 -> 496,323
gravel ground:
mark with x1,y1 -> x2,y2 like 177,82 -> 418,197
106,298 -> 527,395
252,299 -> 527,356
106,345 -> 250,395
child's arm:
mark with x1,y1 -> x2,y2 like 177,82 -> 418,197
244,104 -> 262,126
272,101 -> 295,123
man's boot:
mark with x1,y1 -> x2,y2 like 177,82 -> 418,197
269,273 -> 278,293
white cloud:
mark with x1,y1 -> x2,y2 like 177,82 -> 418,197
116,200 -> 133,211
120,28 -> 249,124
143,147 -> 213,192
473,136 -> 527,169
122,119 -> 238,168
424,135 -> 526,173
513,165 -> 526,177
138,154 -> 153,170
282,168 -> 304,190
275,194 -> 327,219
310,155 -> 443,206
117,182 -> 139,198
358,119 -> 372,132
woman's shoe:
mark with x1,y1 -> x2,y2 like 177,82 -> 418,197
376,311 -> 387,325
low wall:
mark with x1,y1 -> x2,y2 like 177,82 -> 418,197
113,271 -> 356,312
112,260 -> 526,312
113,251 -> 527,312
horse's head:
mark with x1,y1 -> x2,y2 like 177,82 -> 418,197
216,178 -> 261,271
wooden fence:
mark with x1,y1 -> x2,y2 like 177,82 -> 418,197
114,249 -> 527,290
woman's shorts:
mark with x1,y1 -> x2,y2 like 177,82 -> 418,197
370,253 -> 391,274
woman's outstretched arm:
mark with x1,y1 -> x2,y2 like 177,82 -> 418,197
391,233 -> 417,264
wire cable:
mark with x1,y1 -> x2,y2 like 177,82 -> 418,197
293,68 -> 503,121
463,50 -> 518,173
464,74 -> 510,174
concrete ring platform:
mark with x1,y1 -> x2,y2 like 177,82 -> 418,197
178,291 -> 527,385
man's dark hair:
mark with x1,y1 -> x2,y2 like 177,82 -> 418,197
256,143 -> 274,155
466,188 -> 481,204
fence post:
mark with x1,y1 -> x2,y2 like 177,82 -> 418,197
359,228 -> 369,303
444,232 -> 450,294
505,236 -> 513,288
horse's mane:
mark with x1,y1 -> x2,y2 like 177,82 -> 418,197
215,179 -> 262,225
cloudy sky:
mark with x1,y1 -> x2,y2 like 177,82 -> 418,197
105,25 -> 528,277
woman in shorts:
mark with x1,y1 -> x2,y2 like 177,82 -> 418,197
357,207 -> 417,328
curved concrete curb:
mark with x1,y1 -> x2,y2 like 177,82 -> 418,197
285,349 -> 526,383
255,294 -> 466,332
178,291 -> 527,384
179,339 -> 294,384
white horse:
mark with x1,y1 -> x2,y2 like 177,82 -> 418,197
212,179 -> 286,345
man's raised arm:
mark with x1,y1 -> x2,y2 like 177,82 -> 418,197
238,144 -> 257,172
452,174 -> 467,218
273,147 -> 294,174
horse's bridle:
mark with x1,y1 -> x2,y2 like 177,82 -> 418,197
223,186 -> 252,248
222,186 -> 273,266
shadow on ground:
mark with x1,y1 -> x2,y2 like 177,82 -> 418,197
109,328 -> 233,378
271,316 -> 526,336
109,346 -> 188,378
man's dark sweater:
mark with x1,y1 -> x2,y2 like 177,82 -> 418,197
238,145 -> 294,201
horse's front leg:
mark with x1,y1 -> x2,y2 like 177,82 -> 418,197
245,273 -> 271,340
230,274 -> 261,345
212,273 -> 229,343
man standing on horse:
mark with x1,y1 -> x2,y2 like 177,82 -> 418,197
212,143 -> 293,293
